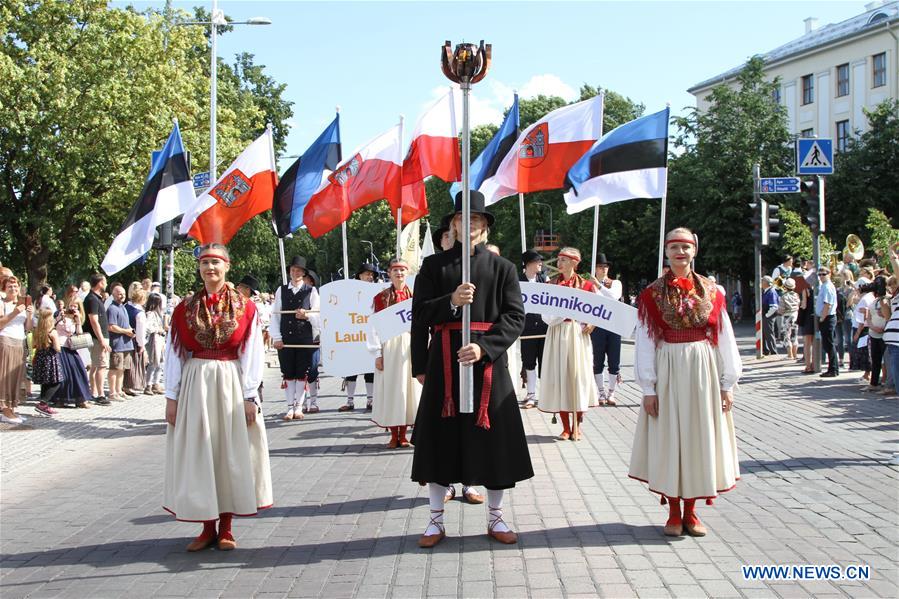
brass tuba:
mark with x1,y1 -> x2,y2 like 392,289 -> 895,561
843,234 -> 864,261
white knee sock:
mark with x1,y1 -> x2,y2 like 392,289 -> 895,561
608,372 -> 619,393
594,373 -> 605,394
294,380 -> 306,409
284,380 -> 297,408
426,483 -> 446,536
487,489 -> 510,532
525,369 -> 537,396
345,380 -> 356,405
365,382 -> 374,406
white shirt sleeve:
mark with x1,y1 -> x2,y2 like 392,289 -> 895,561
596,280 -> 623,301
239,319 -> 264,400
716,310 -> 743,392
633,321 -> 657,395
163,330 -> 184,401
307,287 -> 321,339
269,287 -> 283,342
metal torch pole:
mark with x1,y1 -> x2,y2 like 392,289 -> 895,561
459,79 -> 474,414
209,0 -> 218,181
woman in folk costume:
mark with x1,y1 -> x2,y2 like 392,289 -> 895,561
411,191 -> 532,548
370,258 -> 421,448
629,228 -> 741,537
163,243 -> 272,552
539,247 -> 599,441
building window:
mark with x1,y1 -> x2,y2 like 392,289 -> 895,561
801,74 -> 814,104
801,128 -> 814,138
836,63 -> 849,97
771,85 -> 782,104
873,53 -> 886,88
836,120 -> 850,152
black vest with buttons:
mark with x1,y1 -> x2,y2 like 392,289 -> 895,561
280,284 -> 313,344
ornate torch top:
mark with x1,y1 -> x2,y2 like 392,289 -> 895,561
441,40 -> 491,84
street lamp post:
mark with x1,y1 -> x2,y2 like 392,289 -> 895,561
167,2 -> 270,306
178,1 -> 271,180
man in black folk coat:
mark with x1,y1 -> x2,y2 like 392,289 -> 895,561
410,191 -> 533,548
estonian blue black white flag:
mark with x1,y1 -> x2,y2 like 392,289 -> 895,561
563,107 -> 669,214
102,123 -> 194,275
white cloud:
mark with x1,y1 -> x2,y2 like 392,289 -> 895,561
517,74 -> 578,102
418,73 -> 578,132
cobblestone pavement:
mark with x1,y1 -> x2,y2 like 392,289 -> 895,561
1,327 -> 897,598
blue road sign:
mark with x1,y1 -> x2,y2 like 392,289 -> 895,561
193,171 -> 211,190
759,177 -> 801,193
796,138 -> 834,175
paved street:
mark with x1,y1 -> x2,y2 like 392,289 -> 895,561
1,326 -> 897,599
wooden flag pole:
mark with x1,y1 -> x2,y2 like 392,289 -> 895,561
396,115 -> 405,260
518,193 -> 527,254
341,221 -> 350,280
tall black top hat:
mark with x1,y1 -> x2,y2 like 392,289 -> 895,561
594,253 -> 612,266
288,256 -> 307,271
453,190 -> 495,227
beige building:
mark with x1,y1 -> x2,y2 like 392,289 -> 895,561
689,1 -> 898,152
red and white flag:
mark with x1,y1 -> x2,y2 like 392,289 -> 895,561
303,124 -> 402,238
486,95 -> 603,204
180,129 -> 277,244
396,87 -> 461,224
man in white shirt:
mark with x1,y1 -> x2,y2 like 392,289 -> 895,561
590,253 -> 624,405
270,256 -> 321,421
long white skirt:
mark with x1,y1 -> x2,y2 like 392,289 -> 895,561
371,333 -> 421,428
539,321 -> 598,413
629,340 -> 739,500
164,358 -> 273,521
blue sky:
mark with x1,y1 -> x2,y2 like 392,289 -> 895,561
126,1 -> 864,167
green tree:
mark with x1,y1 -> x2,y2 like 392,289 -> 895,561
0,1 -> 294,296
668,56 -> 794,282
826,100 -> 899,244
779,208 -> 835,262
865,208 -> 899,268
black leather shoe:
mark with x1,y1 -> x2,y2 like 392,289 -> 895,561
819,371 -> 837,378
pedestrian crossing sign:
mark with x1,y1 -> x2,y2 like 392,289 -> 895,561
796,138 -> 834,175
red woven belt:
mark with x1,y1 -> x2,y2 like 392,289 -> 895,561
662,328 -> 710,344
433,321 -> 494,430
193,347 -> 239,360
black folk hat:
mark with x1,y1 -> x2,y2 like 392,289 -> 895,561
305,269 -> 320,288
288,256 -> 307,271
594,253 -> 612,266
453,190 -> 495,227
432,213 -> 453,250
521,249 -> 543,266
356,263 -> 378,278
237,275 -> 260,293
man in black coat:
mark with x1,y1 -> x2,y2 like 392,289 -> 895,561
410,191 -> 533,548
519,249 -> 548,409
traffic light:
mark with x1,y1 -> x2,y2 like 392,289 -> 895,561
749,201 -> 763,242
801,179 -> 821,233
766,203 -> 781,244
